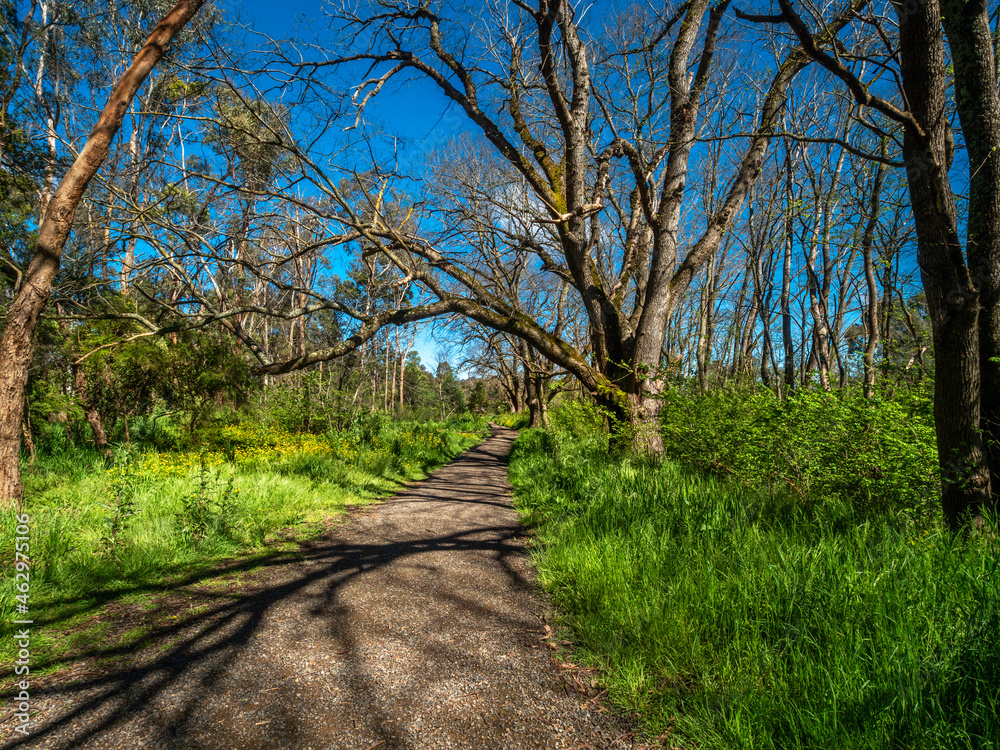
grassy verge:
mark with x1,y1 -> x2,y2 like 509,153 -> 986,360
1,415 -> 487,673
509,406 -> 999,749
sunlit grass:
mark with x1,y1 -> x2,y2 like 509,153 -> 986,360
0,416 -> 487,672
510,426 -> 1000,750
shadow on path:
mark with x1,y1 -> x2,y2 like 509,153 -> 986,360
2,428 -> 638,750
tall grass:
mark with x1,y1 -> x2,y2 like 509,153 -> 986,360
510,411 -> 1000,749
0,416 -> 487,668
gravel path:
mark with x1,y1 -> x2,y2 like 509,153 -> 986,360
3,427 -> 647,750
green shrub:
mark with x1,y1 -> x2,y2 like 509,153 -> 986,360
490,411 -> 531,429
659,386 -> 939,520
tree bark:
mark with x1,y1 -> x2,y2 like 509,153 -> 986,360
862,160 -> 886,398
0,0 -> 206,507
781,144 -> 796,391
696,256 -> 718,391
74,365 -> 111,457
897,0 -> 991,527
940,0 -> 1000,514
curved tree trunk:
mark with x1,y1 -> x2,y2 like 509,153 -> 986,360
0,0 -> 206,507
74,365 -> 111,457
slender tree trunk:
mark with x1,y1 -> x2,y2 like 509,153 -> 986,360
862,161 -> 886,398
74,365 -> 111,456
57,306 -> 112,456
120,126 -> 139,295
383,344 -> 390,412
33,0 -> 58,218
727,266 -> 751,382
0,0 -> 206,507
696,257 -> 717,391
805,195 -> 831,391
816,147 -> 847,390
781,146 -> 796,391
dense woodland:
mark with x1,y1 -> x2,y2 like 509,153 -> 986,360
2,1 -> 1000,746
2,0 -> 974,501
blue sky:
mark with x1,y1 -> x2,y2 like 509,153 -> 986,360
218,1 -> 930,377
235,0 -> 463,146
228,0 -> 473,372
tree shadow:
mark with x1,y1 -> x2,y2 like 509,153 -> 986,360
3,429 -> 541,750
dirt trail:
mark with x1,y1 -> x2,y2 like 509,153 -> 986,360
3,427 -> 645,750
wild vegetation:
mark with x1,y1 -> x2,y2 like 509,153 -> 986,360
3,0 -> 999,525
511,400 -> 999,749
0,402 -> 487,672
2,0 -> 1000,745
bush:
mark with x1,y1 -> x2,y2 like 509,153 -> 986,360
489,411 -> 531,429
659,385 -> 939,520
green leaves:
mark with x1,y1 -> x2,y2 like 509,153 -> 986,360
508,413 -> 999,749
659,386 -> 939,521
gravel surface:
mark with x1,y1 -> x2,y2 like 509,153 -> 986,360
3,427 -> 649,750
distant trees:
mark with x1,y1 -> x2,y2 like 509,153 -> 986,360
270,0 -> 873,452
1,0 -> 996,529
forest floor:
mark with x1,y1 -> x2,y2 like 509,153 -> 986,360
1,426 -> 652,750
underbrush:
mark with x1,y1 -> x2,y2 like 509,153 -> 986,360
489,411 -> 531,429
510,405 -> 999,749
0,415 -> 486,669
659,385 -> 939,520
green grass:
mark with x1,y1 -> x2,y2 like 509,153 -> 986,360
509,424 -> 1000,750
658,385 -> 939,520
0,416 -> 487,673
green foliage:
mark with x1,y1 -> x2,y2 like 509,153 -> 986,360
548,397 -> 606,441
27,379 -> 86,454
21,325 -> 260,456
490,410 -> 532,429
1,415 -> 487,648
468,379 -> 489,412
101,448 -> 140,556
435,360 -> 466,415
177,456 -> 237,545
154,334 -> 256,433
257,371 -> 345,433
509,420 -> 999,750
659,385 -> 939,520
401,351 -> 441,418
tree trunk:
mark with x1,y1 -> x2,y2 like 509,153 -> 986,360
940,0 -> 1000,514
74,365 -> 111,457
0,0 -> 206,507
525,370 -> 541,428
696,256 -> 717,391
728,265 -> 752,382
781,145 -> 796,391
603,389 -> 664,454
862,160 -> 886,398
21,397 -> 35,467
804,194 -> 832,391
897,0 -> 992,528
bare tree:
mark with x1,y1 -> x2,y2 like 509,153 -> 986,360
231,0 -> 862,452
761,0 -> 1000,527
